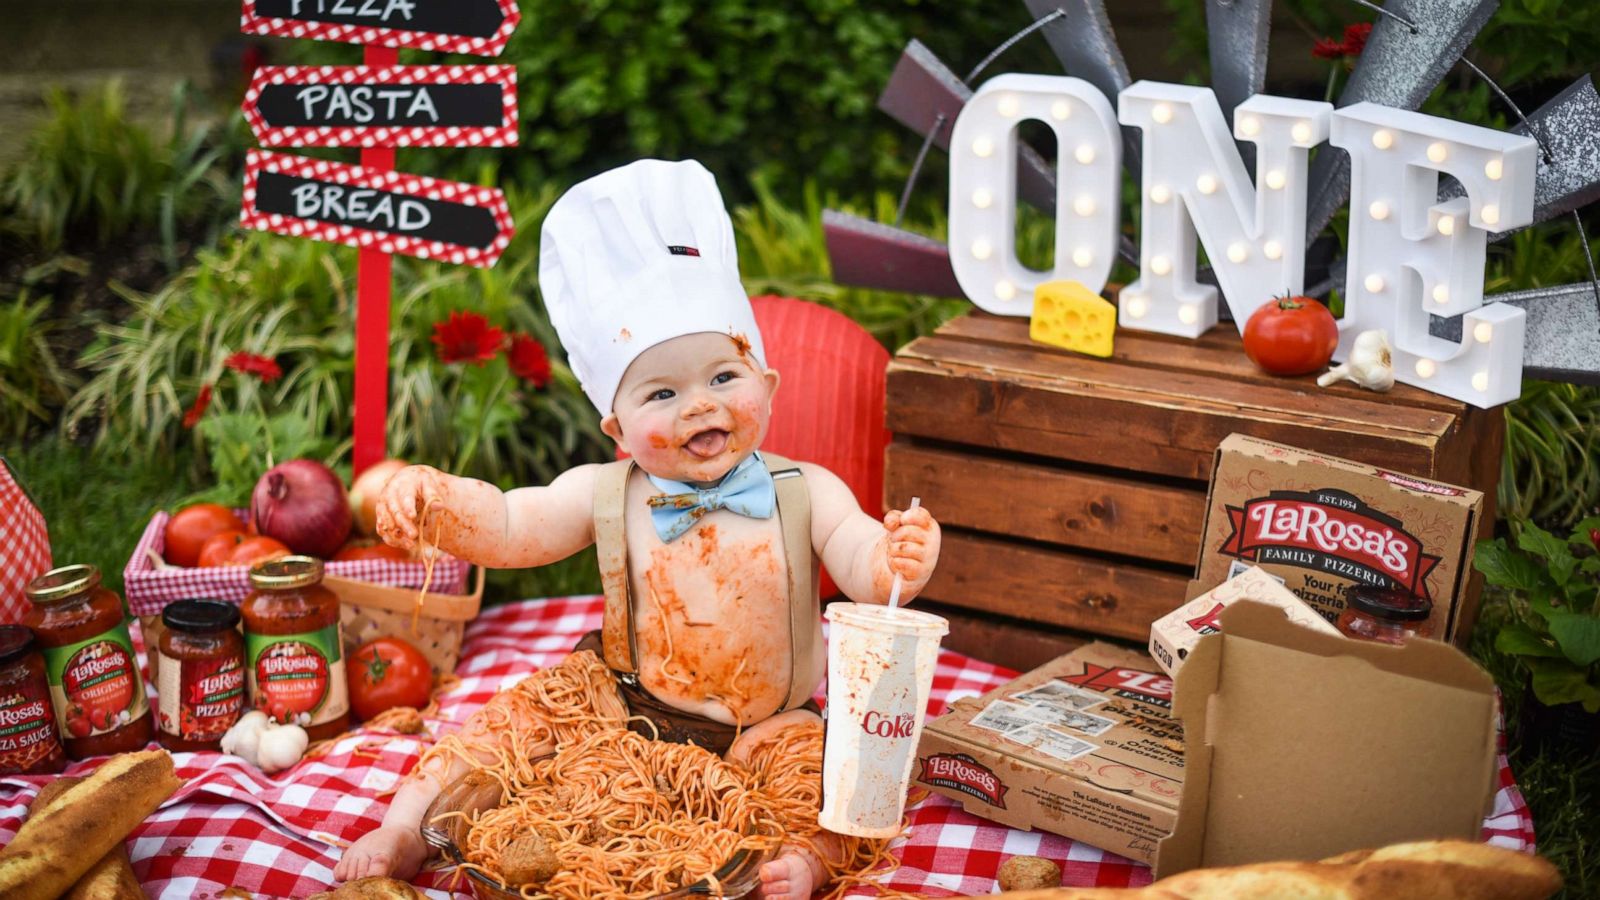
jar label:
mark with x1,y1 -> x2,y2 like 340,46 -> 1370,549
157,651 -> 245,741
0,674 -> 64,772
245,624 -> 348,727
40,625 -> 149,739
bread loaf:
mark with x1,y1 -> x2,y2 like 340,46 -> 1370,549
982,840 -> 1560,900
0,750 -> 181,900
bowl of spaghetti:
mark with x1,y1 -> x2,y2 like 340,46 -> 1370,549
431,727 -> 785,899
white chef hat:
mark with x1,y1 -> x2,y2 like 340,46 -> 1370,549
539,159 -> 766,414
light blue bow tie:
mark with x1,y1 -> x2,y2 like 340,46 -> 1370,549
645,453 -> 775,542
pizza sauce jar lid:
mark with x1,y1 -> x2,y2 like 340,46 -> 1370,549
248,556 -> 325,590
0,624 -> 66,774
162,599 -> 241,633
1347,585 -> 1433,622
24,564 -> 101,605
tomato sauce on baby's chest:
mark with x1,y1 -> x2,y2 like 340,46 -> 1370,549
624,502 -> 792,724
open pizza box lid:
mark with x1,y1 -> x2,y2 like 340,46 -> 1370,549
1153,600 -> 1499,878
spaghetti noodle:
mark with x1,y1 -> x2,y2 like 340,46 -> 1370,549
418,653 -> 896,899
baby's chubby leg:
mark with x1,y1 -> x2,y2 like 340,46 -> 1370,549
333,675 -> 558,882
727,710 -> 846,900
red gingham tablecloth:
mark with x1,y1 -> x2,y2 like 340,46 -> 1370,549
0,595 -> 1536,899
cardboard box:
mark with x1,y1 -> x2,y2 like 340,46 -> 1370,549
1194,434 -> 1484,643
914,602 -> 1498,876
1150,565 -> 1340,676
1155,601 -> 1498,877
915,642 -> 1185,866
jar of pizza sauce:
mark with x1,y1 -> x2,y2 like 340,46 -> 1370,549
0,626 -> 66,774
23,565 -> 153,758
242,556 -> 349,741
1337,585 -> 1435,645
155,600 -> 245,751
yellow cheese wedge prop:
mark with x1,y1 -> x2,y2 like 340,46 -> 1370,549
1029,279 -> 1116,357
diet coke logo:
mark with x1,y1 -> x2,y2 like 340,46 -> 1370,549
919,753 -> 1008,808
861,710 -> 916,739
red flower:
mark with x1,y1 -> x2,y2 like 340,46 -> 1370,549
1312,36 -> 1346,60
506,334 -> 552,388
224,351 -> 283,383
431,311 -> 506,366
1312,21 -> 1373,61
182,384 -> 213,429
1342,22 -> 1372,56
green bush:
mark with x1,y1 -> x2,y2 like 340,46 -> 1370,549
65,184 -> 609,489
0,80 -> 243,264
0,292 -> 76,440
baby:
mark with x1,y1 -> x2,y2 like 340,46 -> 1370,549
335,159 -> 941,899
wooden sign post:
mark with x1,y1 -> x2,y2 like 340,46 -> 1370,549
239,0 -> 520,475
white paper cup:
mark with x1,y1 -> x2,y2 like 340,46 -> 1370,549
818,602 -> 949,838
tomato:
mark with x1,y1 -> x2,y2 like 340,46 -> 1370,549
229,536 -> 291,567
1242,296 -> 1340,376
333,540 -> 412,563
198,530 -> 248,567
349,637 -> 433,722
164,504 -> 246,568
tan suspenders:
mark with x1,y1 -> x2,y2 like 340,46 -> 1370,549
591,453 -> 818,712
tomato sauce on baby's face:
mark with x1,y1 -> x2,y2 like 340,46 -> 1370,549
607,333 -> 778,485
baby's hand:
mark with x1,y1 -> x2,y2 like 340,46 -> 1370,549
881,506 -> 941,598
377,465 -> 451,552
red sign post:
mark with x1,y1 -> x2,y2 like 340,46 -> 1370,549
239,2 -> 519,475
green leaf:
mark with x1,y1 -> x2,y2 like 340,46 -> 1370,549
1546,614 -> 1600,667
1528,660 -> 1600,713
1515,523 -> 1577,584
1494,624 -> 1567,659
1474,538 -> 1555,599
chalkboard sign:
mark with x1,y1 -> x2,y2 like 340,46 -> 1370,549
241,150 -> 514,267
244,66 -> 518,148
242,0 -> 519,56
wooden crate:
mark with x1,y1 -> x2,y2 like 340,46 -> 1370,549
886,311 -> 1503,670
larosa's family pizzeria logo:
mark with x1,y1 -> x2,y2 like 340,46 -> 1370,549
1061,663 -> 1173,709
1220,488 -> 1440,597
919,753 -> 1007,808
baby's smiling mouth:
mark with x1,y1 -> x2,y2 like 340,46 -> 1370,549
683,427 -> 730,459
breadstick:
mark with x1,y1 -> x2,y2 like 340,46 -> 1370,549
0,749 -> 180,900
23,775 -> 147,899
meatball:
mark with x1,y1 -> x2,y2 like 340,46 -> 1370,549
997,855 -> 1062,892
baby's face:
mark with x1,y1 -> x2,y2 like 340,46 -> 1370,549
601,332 -> 779,485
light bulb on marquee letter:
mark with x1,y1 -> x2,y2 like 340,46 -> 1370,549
948,74 -> 1121,316
1331,102 -> 1536,407
1117,83 -> 1332,338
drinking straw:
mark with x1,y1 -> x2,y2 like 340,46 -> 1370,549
887,497 -> 921,609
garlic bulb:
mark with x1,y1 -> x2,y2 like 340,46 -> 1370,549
257,723 -> 309,773
221,711 -> 270,767
1317,329 -> 1395,392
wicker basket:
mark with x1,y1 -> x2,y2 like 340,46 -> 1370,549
328,567 -> 485,675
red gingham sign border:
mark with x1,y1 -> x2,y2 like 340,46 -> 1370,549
243,65 -> 518,148
240,0 -> 520,57
241,148 -> 514,268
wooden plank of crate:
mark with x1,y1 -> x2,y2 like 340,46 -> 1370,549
913,600 -> 1092,672
937,312 -> 1468,414
887,443 -> 1206,565
902,335 -> 1457,443
918,530 -> 1191,643
887,356 -> 1448,481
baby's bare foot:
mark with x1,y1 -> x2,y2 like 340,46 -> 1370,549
334,824 -> 427,882
758,849 -> 819,900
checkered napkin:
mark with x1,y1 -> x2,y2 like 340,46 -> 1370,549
122,509 -> 470,617
0,596 -> 1537,899
0,458 -> 51,624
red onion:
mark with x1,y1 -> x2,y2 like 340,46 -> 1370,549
251,459 -> 352,559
